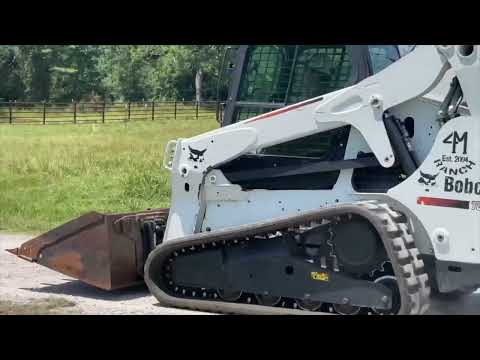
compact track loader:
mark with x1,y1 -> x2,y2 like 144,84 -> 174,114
9,45 -> 480,315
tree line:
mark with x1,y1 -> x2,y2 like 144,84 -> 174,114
0,45 -> 230,103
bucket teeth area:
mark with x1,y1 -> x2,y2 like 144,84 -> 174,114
6,208 -> 169,291
5,248 -> 19,256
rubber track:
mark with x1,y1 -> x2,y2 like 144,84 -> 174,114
144,201 -> 430,315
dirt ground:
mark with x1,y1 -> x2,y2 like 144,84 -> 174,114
2,233 -> 480,315
0,233 -> 213,315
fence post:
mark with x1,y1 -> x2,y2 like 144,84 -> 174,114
151,101 -> 155,121
102,101 -> 106,123
127,102 -> 131,121
174,100 -> 177,119
8,101 -> 12,124
196,101 -> 199,119
43,101 -> 46,125
73,101 -> 77,124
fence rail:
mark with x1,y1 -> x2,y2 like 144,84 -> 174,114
0,101 -> 224,125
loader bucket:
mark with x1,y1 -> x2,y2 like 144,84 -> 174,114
7,208 -> 169,291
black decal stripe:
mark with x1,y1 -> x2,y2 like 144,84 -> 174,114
417,196 -> 470,210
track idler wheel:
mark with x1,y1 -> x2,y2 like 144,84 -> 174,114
217,289 -> 243,302
296,299 -> 323,311
255,294 -> 282,306
372,275 -> 401,315
333,303 -> 361,315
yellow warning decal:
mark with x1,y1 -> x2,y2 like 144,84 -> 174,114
311,271 -> 329,282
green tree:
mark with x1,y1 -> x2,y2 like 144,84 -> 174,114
0,45 -> 230,103
49,45 -> 103,102
149,45 -> 226,101
96,45 -> 157,102
12,45 -> 54,101
0,46 -> 25,101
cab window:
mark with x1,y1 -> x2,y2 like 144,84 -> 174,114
368,45 -> 400,73
287,46 -> 354,103
235,45 -> 355,124
238,46 -> 292,103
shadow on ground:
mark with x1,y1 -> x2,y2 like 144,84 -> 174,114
18,278 -> 480,314
428,292 -> 480,315
21,280 -> 150,301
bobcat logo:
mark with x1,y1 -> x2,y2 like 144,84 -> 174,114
188,146 -> 207,163
418,171 -> 439,191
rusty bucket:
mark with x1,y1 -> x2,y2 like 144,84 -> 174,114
7,209 -> 169,291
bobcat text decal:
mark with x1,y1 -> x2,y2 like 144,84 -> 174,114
444,177 -> 480,195
417,131 -> 480,211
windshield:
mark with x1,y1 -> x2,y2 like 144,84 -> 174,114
238,45 -> 354,105
368,45 -> 400,73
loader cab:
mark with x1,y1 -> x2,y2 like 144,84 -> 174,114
220,45 -> 401,126
217,45 -> 403,192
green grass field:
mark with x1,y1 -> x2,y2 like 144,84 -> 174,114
0,117 -> 218,233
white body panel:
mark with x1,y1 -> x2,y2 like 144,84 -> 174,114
163,45 -> 480,268
389,116 -> 480,263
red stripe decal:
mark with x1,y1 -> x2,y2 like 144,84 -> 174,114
245,97 -> 324,124
417,197 -> 470,210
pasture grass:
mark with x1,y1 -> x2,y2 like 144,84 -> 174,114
0,117 -> 218,233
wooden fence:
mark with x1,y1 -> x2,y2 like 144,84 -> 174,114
0,101 -> 224,125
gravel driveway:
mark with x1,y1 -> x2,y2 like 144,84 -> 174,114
2,232 -> 480,315
0,233 -> 212,315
